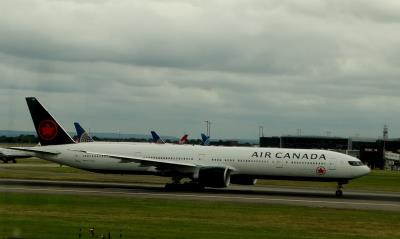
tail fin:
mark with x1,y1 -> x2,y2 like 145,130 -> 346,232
201,133 -> 210,146
151,131 -> 165,144
178,134 -> 188,144
74,122 -> 94,143
26,97 -> 75,146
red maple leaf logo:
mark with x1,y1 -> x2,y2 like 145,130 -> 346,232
316,166 -> 326,176
38,120 -> 58,140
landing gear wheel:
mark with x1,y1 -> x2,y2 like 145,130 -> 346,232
164,183 -> 176,190
335,182 -> 345,197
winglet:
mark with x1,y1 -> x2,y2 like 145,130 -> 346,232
25,97 -> 75,145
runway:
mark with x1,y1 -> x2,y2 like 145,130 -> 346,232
0,179 -> 399,211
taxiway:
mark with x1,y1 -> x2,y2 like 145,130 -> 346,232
0,179 -> 399,211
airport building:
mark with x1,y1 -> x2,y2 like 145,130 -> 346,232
259,136 -> 400,170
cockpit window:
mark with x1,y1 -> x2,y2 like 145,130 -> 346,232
348,161 -> 363,166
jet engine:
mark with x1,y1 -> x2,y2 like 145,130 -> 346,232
198,167 -> 231,188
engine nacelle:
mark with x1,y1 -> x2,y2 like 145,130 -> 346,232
230,175 -> 257,185
198,167 -> 230,188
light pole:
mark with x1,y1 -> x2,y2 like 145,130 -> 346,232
259,126 -> 264,138
204,120 -> 211,138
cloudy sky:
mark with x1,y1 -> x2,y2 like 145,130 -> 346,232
1,0 -> 400,139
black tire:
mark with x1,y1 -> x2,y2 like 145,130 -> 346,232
164,183 -> 176,191
335,190 -> 343,197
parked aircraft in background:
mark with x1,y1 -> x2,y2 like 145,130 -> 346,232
178,134 -> 188,144
74,122 -> 94,143
151,131 -> 165,144
10,97 -> 370,196
151,130 -> 188,145
201,133 -> 210,146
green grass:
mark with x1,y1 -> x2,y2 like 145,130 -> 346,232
0,192 -> 399,239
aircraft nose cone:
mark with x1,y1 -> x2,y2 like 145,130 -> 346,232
365,165 -> 371,174
362,165 -> 371,176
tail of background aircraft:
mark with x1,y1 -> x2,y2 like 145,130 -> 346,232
201,133 -> 210,146
25,97 -> 76,146
74,122 -> 94,143
151,131 -> 165,144
178,134 -> 188,144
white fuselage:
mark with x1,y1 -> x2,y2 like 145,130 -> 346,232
26,142 -> 370,182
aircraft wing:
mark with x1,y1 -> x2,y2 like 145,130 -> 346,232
74,150 -> 238,171
69,150 -> 197,169
9,147 -> 61,155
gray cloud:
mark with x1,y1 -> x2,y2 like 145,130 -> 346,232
1,0 -> 400,139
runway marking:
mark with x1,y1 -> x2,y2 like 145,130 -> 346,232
1,186 -> 400,208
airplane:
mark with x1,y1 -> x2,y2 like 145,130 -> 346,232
151,131 -> 188,145
201,133 -> 210,146
10,97 -> 370,196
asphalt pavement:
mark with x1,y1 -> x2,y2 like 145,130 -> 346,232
1,179 -> 399,211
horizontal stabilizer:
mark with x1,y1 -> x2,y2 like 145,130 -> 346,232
10,147 -> 60,155
0,148 -> 32,157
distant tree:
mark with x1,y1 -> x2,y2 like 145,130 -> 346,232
0,135 -> 37,144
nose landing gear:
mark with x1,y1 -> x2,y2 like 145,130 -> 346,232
335,181 -> 347,197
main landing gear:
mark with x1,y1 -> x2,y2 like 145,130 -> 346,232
164,177 -> 204,191
1,157 -> 16,163
335,181 -> 347,197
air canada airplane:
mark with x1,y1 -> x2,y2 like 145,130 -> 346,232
11,97 -> 370,196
